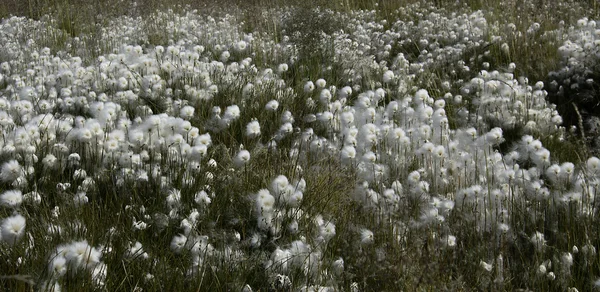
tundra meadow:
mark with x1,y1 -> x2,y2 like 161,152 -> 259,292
0,0 -> 600,290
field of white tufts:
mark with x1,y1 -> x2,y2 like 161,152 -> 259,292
1,0 -> 600,291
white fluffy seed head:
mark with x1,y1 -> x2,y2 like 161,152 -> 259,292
265,100 -> 279,111
1,214 -> 26,246
315,78 -> 326,88
360,229 -> 374,245
255,189 -> 275,213
0,190 -> 22,208
233,150 -> 251,168
0,160 -> 21,183
245,120 -> 261,138
304,81 -> 315,93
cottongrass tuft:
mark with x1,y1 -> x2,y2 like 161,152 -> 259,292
593,278 -> 600,290
0,160 -> 22,183
233,149 -> 251,168
304,81 -> 315,94
170,234 -> 187,254
360,228 -> 374,245
0,189 -> 23,208
480,260 -> 493,272
48,255 -> 67,278
266,100 -> 279,111
531,231 -> 546,252
445,235 -> 457,248
0,2 -> 598,290
63,240 -> 102,271
194,190 -> 212,206
1,214 -> 26,246
245,120 -> 261,138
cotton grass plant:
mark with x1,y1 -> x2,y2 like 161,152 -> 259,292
1,0 -> 600,291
